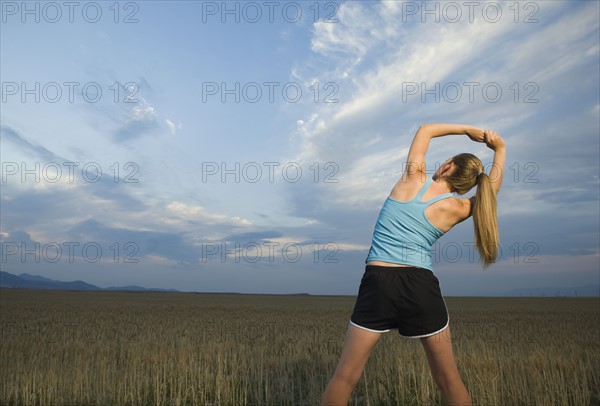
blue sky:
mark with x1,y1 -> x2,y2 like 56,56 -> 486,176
1,0 -> 599,295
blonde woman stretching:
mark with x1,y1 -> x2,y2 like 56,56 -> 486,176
321,124 -> 506,405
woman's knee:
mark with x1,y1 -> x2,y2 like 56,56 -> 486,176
332,368 -> 363,388
432,369 -> 464,390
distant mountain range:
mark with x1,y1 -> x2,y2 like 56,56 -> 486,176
0,271 -> 598,296
0,271 -> 178,292
501,285 -> 599,297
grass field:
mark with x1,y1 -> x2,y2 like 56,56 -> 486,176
1,289 -> 598,405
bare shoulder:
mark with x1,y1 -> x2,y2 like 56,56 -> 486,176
390,173 -> 426,201
453,196 -> 475,220
433,196 -> 472,218
425,196 -> 471,233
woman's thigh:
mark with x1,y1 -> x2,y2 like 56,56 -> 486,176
332,323 -> 382,383
419,325 -> 461,380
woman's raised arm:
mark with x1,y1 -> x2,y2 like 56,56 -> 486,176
483,130 -> 506,194
404,124 -> 485,177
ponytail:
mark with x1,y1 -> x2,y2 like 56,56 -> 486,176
444,153 -> 500,267
472,173 -> 499,267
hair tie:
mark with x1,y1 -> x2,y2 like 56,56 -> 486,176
476,171 -> 483,184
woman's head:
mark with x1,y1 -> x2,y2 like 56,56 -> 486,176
434,153 -> 484,195
436,152 -> 499,267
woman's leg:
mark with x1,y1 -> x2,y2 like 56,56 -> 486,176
420,325 -> 472,405
320,323 -> 382,406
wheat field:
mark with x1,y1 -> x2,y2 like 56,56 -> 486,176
0,289 -> 598,405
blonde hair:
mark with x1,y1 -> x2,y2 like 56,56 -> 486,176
443,153 -> 499,267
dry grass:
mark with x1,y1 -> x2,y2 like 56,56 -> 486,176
1,290 -> 598,405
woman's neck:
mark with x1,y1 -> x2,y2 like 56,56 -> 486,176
432,177 -> 453,194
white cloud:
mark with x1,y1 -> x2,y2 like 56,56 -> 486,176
165,118 -> 182,135
130,99 -> 156,120
289,0 -> 594,210
336,242 -> 371,252
166,201 -> 252,226
327,145 -> 409,208
145,254 -> 182,267
503,3 -> 599,84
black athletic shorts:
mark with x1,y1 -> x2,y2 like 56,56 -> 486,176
349,265 -> 449,338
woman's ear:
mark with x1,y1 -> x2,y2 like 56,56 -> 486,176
442,161 -> 453,174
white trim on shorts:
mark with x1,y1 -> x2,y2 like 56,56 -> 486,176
399,294 -> 450,339
399,319 -> 449,339
349,320 -> 391,333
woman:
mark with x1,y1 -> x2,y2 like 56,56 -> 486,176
321,123 -> 506,405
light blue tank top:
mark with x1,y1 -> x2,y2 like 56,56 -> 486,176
365,177 -> 455,270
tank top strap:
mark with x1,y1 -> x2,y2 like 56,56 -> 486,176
414,177 -> 434,202
416,177 -> 454,205
424,192 -> 455,206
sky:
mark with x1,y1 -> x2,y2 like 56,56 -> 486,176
1,0 -> 599,296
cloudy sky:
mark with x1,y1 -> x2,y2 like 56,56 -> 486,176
1,0 -> 598,296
